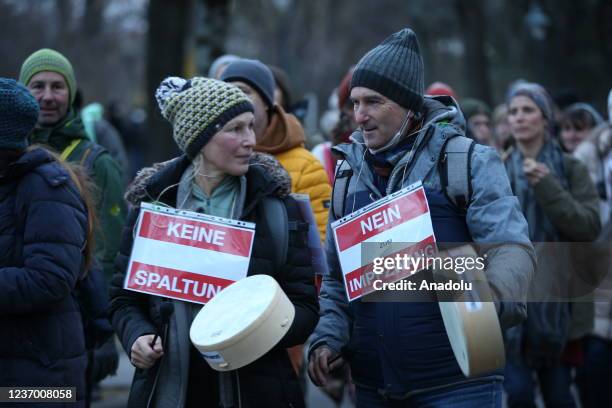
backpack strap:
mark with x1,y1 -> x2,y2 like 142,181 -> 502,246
261,197 -> 288,270
332,159 -> 353,219
79,142 -> 107,173
60,139 -> 82,161
61,139 -> 108,174
439,135 -> 475,212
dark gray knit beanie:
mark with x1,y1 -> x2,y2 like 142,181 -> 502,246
220,59 -> 275,110
351,28 -> 424,113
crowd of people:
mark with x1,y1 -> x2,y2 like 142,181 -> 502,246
1,25 -> 611,408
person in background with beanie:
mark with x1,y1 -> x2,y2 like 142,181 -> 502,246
503,82 -> 600,408
221,59 -> 331,242
208,54 -> 240,79
109,76 -> 318,407
0,78 -> 93,406
19,48 -> 125,282
559,102 -> 604,153
461,97 -> 494,146
425,81 -> 458,100
308,28 -> 535,407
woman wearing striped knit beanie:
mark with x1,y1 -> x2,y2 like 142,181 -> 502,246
110,76 -> 318,407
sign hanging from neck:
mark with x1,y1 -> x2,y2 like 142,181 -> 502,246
124,203 -> 255,304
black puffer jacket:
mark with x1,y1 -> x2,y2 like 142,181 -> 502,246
110,153 -> 318,408
0,148 -> 88,407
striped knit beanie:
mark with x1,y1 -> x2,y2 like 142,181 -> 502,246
155,76 -> 253,159
0,78 -> 39,150
19,48 -> 77,104
351,28 -> 424,113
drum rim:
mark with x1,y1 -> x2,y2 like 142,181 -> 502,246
190,275 -> 286,349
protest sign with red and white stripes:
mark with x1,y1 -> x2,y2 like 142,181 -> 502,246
124,203 -> 255,304
331,182 -> 436,301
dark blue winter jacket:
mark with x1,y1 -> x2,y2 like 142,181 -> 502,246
0,148 -> 88,406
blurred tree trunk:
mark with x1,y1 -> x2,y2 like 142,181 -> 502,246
202,0 -> 231,67
83,0 -> 104,37
192,0 -> 231,76
595,0 -> 612,85
456,0 -> 492,105
146,0 -> 191,163
55,0 -> 73,45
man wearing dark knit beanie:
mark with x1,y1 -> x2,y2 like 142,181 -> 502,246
308,28 -> 535,407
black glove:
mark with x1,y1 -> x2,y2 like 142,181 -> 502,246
90,337 -> 119,383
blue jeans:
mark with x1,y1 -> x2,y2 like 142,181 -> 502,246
576,336 -> 612,408
504,360 -> 576,408
355,380 -> 502,408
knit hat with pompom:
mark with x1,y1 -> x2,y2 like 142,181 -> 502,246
155,76 -> 253,159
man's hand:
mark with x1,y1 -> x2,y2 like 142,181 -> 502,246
308,346 -> 345,386
130,334 -> 164,369
523,158 -> 550,186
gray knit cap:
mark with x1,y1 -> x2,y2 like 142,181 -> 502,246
506,82 -> 554,124
351,28 -> 424,113
221,59 -> 275,110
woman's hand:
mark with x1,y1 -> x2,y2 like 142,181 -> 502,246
523,158 -> 550,186
130,334 -> 164,369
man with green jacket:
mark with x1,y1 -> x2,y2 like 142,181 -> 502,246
19,48 -> 126,281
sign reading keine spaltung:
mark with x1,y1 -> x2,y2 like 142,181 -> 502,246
331,181 -> 437,301
124,203 -> 255,304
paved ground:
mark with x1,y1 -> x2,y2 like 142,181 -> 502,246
93,341 -> 568,408
92,346 -> 352,408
